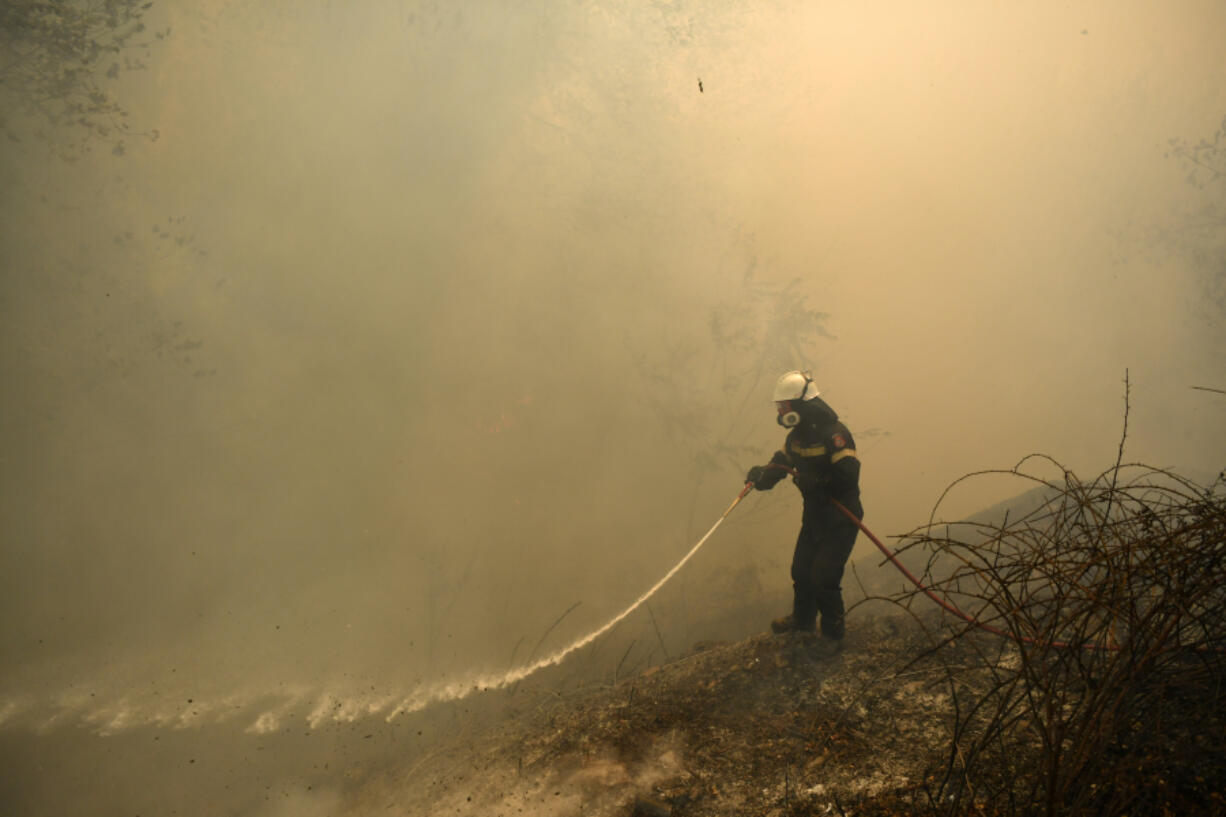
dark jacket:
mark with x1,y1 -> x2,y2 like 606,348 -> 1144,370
758,398 -> 862,517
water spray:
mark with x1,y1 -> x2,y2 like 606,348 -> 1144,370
385,482 -> 756,719
3,483 -> 758,735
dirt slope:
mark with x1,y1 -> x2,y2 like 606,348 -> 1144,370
345,614 -> 966,817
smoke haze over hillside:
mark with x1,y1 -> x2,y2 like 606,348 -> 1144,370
1,1 -> 1224,812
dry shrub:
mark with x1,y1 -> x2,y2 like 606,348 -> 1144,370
888,458 -> 1226,816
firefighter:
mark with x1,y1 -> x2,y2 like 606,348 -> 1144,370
745,371 -> 864,646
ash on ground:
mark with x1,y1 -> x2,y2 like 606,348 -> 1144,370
348,614 -> 986,816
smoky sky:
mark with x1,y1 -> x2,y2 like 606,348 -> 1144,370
2,0 -> 1224,716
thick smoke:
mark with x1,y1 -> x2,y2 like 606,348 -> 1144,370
1,1 -> 1224,814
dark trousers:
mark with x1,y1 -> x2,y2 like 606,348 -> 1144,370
791,496 -> 861,639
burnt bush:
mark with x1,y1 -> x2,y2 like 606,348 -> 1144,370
888,458 -> 1226,816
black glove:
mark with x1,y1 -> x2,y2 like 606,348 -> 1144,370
746,465 -> 774,490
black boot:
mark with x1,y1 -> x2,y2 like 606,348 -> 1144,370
816,587 -> 846,641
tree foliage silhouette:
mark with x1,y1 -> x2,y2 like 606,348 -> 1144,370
1166,115 -> 1226,324
1,0 -> 160,157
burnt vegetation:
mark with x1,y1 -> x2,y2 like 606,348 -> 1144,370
868,459 -> 1226,814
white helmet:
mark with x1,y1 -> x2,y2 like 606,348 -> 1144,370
773,370 -> 819,428
773,370 -> 820,402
